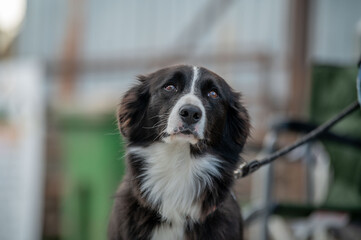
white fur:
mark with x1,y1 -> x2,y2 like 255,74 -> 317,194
165,66 -> 206,141
190,66 -> 199,94
128,142 -> 222,238
151,221 -> 184,240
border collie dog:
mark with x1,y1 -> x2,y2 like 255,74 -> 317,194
108,65 -> 250,240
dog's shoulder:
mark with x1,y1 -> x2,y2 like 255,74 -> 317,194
108,176 -> 164,240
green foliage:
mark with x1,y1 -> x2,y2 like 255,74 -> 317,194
311,66 -> 361,207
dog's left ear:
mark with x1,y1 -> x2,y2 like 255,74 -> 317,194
225,91 -> 250,150
117,76 -> 150,138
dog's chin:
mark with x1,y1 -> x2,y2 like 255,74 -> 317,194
163,132 -> 200,145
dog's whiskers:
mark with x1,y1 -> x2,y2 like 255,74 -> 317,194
142,120 -> 168,130
153,128 -> 167,141
142,123 -> 167,130
148,113 -> 170,120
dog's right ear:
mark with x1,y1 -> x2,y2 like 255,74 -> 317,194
117,76 -> 150,138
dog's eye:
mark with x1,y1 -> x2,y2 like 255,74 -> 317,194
208,90 -> 219,99
164,84 -> 177,92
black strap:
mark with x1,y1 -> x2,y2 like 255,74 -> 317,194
235,101 -> 360,179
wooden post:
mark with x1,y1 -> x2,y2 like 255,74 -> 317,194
60,0 -> 85,101
288,0 -> 311,117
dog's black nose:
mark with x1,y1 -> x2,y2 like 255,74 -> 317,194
179,104 -> 202,125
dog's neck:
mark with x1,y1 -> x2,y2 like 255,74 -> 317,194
127,141 -> 222,224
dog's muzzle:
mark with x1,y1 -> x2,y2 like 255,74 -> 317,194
164,95 -> 206,143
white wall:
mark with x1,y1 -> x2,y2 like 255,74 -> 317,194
311,0 -> 361,65
0,60 -> 46,240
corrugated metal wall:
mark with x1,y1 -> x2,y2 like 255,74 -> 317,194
16,0 -> 293,142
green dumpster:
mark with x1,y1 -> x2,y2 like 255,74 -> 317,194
58,114 -> 125,240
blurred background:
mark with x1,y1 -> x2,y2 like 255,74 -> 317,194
0,0 -> 361,240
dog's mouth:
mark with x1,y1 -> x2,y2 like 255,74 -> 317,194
179,129 -> 193,135
163,126 -> 200,144
174,125 -> 199,137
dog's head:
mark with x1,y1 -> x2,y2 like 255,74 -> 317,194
118,65 -> 249,155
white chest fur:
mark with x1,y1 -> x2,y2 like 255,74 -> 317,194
128,142 -> 222,237
151,221 -> 185,240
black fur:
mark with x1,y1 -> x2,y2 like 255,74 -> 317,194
109,65 -> 250,240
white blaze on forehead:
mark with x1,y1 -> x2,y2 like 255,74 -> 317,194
164,66 -> 206,141
190,66 -> 199,94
